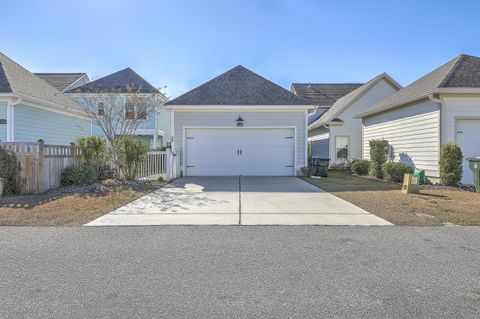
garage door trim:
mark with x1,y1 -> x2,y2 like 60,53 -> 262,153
182,126 -> 297,176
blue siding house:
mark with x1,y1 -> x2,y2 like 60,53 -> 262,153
67,68 -> 170,149
0,53 -> 91,145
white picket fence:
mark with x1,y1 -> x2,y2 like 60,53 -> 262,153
136,149 -> 177,181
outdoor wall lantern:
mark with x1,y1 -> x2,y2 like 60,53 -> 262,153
236,115 -> 244,127
0,119 -> 6,124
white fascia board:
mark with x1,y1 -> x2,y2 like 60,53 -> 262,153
0,93 -> 90,120
165,104 -> 313,111
308,133 -> 329,141
437,88 -> 480,94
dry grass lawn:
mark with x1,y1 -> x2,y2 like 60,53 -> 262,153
0,184 -> 160,226
304,171 -> 480,226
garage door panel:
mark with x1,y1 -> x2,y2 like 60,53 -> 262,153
456,119 -> 480,185
185,128 -> 295,176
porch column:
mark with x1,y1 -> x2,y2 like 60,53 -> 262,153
153,134 -> 158,149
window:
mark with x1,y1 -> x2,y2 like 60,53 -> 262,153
98,102 -> 105,115
125,101 -> 147,120
335,136 -> 349,160
136,103 -> 147,120
125,101 -> 136,119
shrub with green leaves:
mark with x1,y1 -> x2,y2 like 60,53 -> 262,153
0,147 -> 19,195
351,160 -> 371,175
76,136 -> 110,168
115,137 -> 149,179
439,142 -> 463,186
369,140 -> 389,178
60,165 -> 98,186
382,162 -> 413,182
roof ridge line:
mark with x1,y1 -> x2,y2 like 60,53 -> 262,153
438,54 -> 464,88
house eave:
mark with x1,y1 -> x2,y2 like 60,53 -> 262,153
166,104 -> 314,111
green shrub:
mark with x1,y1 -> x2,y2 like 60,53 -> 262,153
60,165 -> 97,186
0,147 -> 19,195
439,142 -> 463,186
370,162 -> 383,179
369,140 -> 389,165
76,136 -> 110,171
98,165 -> 115,180
115,137 -> 149,179
351,160 -> 371,175
382,162 -> 413,182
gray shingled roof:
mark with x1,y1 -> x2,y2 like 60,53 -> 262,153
358,54 -> 480,118
310,73 -> 401,129
0,52 -> 84,114
166,65 -> 310,106
291,83 -> 362,106
35,73 -> 88,92
68,68 -> 159,93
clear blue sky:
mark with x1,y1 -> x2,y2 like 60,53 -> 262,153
2,0 -> 480,98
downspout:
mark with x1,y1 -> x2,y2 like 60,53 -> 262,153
429,94 -> 443,182
6,98 -> 22,142
306,105 -> 319,163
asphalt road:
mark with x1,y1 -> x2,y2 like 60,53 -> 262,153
1,226 -> 479,318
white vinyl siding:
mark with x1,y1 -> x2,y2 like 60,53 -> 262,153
441,96 -> 480,144
173,110 -> 307,175
362,99 -> 440,179
329,79 -> 398,164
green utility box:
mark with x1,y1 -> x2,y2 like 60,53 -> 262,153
466,157 -> 480,193
413,169 -> 426,185
313,157 -> 330,177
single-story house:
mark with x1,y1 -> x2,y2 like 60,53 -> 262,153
357,54 -> 480,185
291,83 -> 362,158
67,68 -> 171,149
35,73 -> 90,92
304,74 -> 401,166
165,65 -> 313,176
0,52 -> 90,144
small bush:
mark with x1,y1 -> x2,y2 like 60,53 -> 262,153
439,142 -> 463,186
351,160 -> 371,175
370,162 -> 383,179
76,136 -> 110,173
60,165 -> 97,186
382,162 -> 413,182
115,137 -> 149,180
369,140 -> 389,165
98,165 -> 115,180
0,147 -> 19,195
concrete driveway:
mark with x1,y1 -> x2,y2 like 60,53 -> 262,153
85,177 -> 392,226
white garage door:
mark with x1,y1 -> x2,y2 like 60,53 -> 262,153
456,119 -> 480,184
185,128 -> 295,176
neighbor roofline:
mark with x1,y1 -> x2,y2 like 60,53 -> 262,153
309,73 -> 402,129
0,92 -> 90,119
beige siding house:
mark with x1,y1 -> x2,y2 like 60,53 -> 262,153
357,54 -> 480,185
166,65 -> 313,177
307,73 -> 401,166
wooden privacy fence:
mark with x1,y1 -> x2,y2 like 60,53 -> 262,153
0,141 -> 82,194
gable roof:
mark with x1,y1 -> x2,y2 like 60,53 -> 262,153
309,73 -> 401,129
291,83 -> 363,106
0,52 -> 84,115
35,73 -> 89,92
357,54 -> 480,118
67,67 -> 159,93
165,65 -> 311,106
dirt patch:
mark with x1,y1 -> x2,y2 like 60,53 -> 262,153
304,171 -> 480,226
0,180 -> 164,226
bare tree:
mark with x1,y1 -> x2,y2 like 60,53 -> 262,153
71,86 -> 167,175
